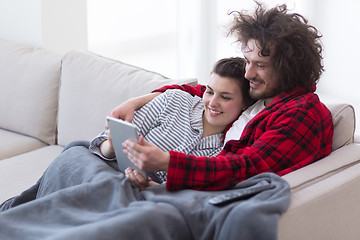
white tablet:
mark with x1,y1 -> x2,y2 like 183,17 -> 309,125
106,116 -> 147,178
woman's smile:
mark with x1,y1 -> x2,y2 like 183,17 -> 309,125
208,107 -> 222,117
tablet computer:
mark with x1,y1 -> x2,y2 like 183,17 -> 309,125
106,116 -> 148,178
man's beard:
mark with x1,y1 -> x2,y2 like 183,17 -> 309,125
249,84 -> 279,101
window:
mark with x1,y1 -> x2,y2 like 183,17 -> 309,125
88,0 -> 309,83
87,0 -> 177,78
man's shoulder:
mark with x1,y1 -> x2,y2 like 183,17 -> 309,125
292,92 -> 328,111
279,91 -> 331,121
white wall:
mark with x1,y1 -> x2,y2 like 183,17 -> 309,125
0,0 -> 42,46
0,0 -> 87,54
313,1 -> 360,97
312,0 -> 360,133
42,0 -> 88,53
87,0 -> 177,78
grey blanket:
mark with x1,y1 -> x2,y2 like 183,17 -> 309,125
0,143 -> 290,240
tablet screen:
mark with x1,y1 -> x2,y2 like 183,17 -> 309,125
106,116 -> 147,178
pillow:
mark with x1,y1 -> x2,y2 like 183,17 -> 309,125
0,39 -> 62,145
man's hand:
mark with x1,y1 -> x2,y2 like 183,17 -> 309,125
122,136 -> 170,172
105,92 -> 161,129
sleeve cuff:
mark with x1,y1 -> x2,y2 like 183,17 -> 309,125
89,131 -> 116,161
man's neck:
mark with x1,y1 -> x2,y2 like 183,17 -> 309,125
264,96 -> 277,106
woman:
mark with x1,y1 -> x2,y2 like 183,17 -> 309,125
0,57 -> 251,211
90,57 -> 253,189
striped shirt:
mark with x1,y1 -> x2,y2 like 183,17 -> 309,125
90,89 -> 224,183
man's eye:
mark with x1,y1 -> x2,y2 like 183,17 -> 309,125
222,96 -> 231,100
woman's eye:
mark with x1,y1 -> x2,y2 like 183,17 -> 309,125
205,90 -> 214,95
222,96 -> 231,100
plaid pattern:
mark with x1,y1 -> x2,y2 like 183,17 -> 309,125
155,85 -> 334,191
154,84 -> 206,97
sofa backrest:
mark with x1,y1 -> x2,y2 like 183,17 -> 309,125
0,39 -> 62,145
57,51 -> 356,149
57,51 -> 196,146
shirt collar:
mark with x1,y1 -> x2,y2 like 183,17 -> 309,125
267,85 -> 316,109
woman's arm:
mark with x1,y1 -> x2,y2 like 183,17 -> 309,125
99,134 -> 115,159
107,84 -> 206,127
89,131 -> 116,161
106,92 -> 161,126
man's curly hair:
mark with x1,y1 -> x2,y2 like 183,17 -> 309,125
228,1 -> 324,92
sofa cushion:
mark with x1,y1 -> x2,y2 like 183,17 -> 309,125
327,103 -> 355,151
57,51 -> 197,146
0,39 -> 62,145
0,129 -> 47,160
0,145 -> 64,203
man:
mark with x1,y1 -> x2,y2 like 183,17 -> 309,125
113,2 -> 334,191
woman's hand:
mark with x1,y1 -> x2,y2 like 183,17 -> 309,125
125,168 -> 159,190
107,100 -> 136,125
123,136 -> 170,172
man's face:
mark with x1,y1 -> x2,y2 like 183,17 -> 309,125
243,39 -> 280,106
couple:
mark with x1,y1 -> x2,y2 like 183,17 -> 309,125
111,3 -> 334,191
1,1 -> 333,207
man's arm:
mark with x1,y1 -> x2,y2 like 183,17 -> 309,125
153,84 -> 206,97
122,104 -> 331,191
165,107 -> 333,191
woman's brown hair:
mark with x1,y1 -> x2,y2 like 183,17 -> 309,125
212,57 -> 255,108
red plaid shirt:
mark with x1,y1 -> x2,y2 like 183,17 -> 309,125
154,84 -> 334,191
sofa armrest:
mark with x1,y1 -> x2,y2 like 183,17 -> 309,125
279,143 -> 360,240
283,143 -> 360,190
327,103 -> 355,151
354,134 -> 360,144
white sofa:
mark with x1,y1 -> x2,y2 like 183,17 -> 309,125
0,38 -> 358,239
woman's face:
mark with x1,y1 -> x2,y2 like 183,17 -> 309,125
202,73 -> 246,133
